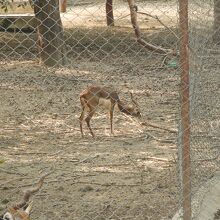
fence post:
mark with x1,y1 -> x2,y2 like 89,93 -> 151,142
179,0 -> 192,219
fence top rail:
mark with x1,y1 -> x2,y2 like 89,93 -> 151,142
0,14 -> 34,18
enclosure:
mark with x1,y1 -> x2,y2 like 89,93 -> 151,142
0,0 -> 219,219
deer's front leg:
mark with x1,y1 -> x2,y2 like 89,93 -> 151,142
85,107 -> 96,138
79,108 -> 85,137
110,103 -> 115,135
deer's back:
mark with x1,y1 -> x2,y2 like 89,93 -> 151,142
80,86 -> 120,102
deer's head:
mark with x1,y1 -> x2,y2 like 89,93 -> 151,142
129,92 -> 141,118
1,205 -> 32,220
1,173 -> 49,220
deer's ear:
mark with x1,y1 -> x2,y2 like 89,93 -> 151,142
24,201 -> 33,215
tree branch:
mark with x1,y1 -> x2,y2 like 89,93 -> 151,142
127,0 -> 176,55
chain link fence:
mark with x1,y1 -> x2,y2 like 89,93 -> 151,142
0,0 -> 219,219
187,1 -> 220,219
189,0 -> 219,183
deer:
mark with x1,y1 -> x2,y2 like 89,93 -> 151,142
79,85 -> 141,137
0,173 -> 49,220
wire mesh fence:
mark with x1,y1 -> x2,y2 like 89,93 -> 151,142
0,0 -> 219,219
187,1 -> 220,219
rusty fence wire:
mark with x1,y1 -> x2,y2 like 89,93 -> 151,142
0,0 -> 219,219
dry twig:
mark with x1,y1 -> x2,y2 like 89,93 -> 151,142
0,168 -> 26,176
141,121 -> 177,134
145,132 -> 175,143
195,153 -> 220,162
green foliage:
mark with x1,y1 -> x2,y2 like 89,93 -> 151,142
17,1 -> 28,8
0,0 -> 12,12
0,0 -> 32,12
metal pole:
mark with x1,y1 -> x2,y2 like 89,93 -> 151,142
179,0 -> 192,219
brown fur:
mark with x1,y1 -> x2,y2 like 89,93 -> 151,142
79,86 -> 141,137
2,173 -> 50,220
8,207 -> 30,220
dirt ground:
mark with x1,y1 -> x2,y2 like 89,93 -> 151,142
0,1 -> 182,219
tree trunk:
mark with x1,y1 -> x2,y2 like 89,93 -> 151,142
213,0 -> 220,43
60,0 -> 67,13
106,0 -> 114,26
34,0 -> 65,67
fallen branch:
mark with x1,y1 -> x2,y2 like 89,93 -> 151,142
0,168 -> 26,176
141,121 -> 177,134
127,0 -> 176,55
145,132 -> 175,143
0,177 -> 28,187
72,154 -> 99,165
0,178 -> 143,189
0,178 -> 68,190
9,151 -> 49,155
195,153 -> 220,162
70,181 -> 145,187
145,156 -> 174,163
